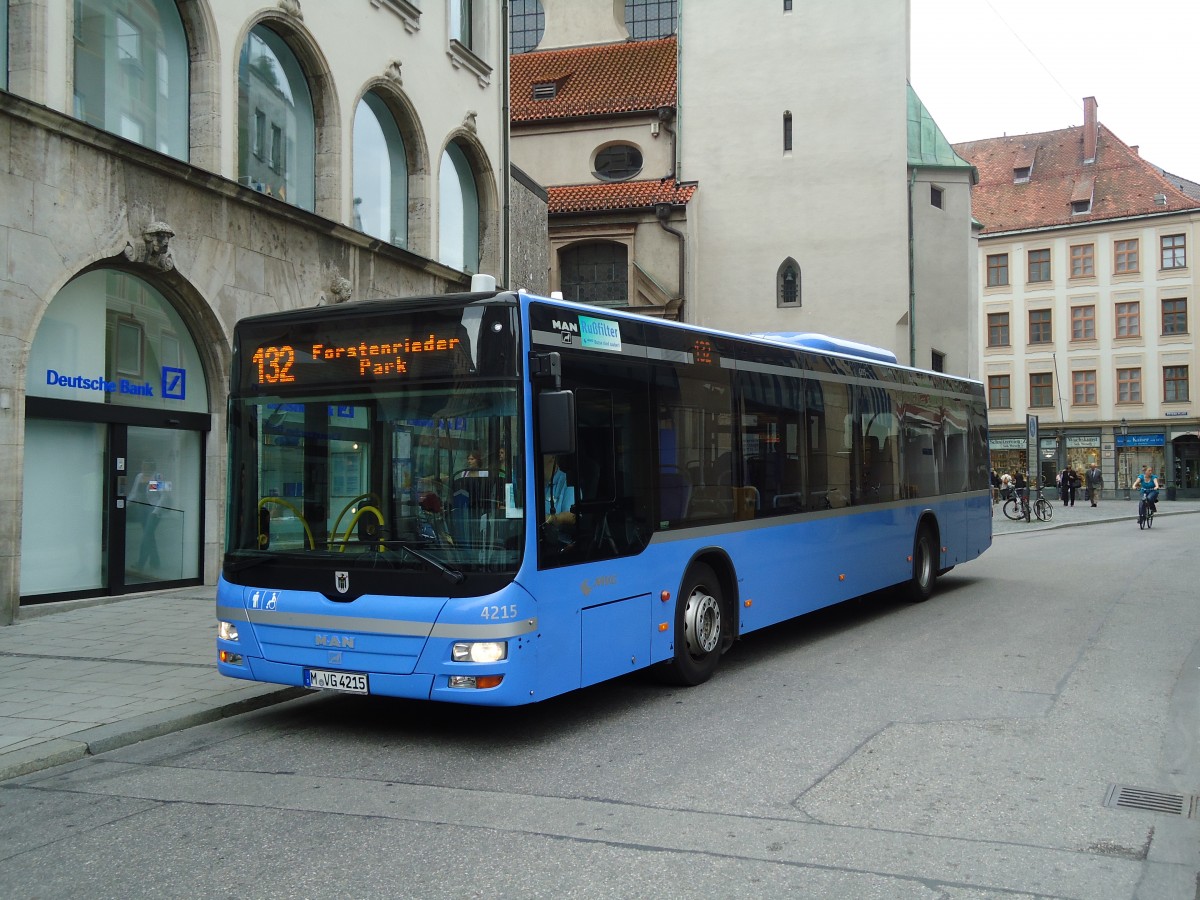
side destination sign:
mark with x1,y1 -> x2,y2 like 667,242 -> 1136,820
578,315 -> 622,352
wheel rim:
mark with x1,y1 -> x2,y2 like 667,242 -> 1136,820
683,586 -> 721,657
916,537 -> 933,590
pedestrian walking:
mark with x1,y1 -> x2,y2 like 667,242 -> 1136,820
1059,468 -> 1071,506
1085,463 -> 1103,506
1066,467 -> 1080,506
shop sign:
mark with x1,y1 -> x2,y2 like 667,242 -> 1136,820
1115,434 -> 1165,447
1065,436 -> 1097,448
989,437 -> 1028,450
44,367 -> 187,401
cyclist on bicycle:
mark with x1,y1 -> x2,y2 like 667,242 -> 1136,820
1134,465 -> 1160,514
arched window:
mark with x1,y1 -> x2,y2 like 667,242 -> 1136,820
625,0 -> 677,40
354,91 -> 409,247
238,25 -> 315,211
778,259 -> 800,307
560,242 -> 629,307
439,141 -> 480,274
509,0 -> 545,54
72,0 -> 188,159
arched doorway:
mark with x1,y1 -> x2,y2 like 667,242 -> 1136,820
21,270 -> 211,603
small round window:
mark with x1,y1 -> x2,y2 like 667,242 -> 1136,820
593,144 -> 643,181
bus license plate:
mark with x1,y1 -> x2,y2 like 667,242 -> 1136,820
305,668 -> 369,694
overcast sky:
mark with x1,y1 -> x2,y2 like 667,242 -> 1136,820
909,0 -> 1200,179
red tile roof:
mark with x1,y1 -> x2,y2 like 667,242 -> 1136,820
548,179 -> 696,215
954,124 -> 1200,234
511,37 -> 677,123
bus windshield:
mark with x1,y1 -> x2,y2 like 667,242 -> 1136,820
225,300 -> 523,594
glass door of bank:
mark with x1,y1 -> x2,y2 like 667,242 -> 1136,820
122,426 -> 202,586
20,420 -> 203,602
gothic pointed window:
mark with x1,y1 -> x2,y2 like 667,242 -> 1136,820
778,259 -> 800,307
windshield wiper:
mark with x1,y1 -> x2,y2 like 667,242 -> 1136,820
380,540 -> 465,585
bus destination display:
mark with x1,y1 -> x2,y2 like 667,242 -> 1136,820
245,331 -> 465,388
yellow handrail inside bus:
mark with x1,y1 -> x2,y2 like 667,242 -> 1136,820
340,506 -> 385,552
331,493 -> 383,540
257,496 -> 315,550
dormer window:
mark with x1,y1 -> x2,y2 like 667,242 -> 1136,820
1012,147 -> 1036,184
532,81 -> 558,100
1070,175 -> 1094,215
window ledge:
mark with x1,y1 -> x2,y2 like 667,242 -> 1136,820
370,0 -> 421,33
448,40 -> 492,88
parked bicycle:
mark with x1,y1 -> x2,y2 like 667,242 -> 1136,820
1001,482 -> 1053,523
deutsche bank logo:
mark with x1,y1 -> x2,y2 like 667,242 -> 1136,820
162,367 -> 186,401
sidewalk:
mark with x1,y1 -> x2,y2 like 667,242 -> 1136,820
989,493 -> 1200,535
4,498 -> 1200,782
0,587 -> 302,781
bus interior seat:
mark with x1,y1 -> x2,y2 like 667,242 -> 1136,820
659,466 -> 692,521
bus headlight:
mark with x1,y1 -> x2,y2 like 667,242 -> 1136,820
218,621 -> 239,642
452,641 -> 507,663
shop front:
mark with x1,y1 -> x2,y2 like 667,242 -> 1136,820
20,270 -> 211,604
1114,433 -> 1166,499
1170,428 -> 1200,499
988,435 -> 1028,482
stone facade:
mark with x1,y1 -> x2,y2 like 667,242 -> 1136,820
0,0 -> 519,622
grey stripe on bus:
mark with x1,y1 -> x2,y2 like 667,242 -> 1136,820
216,606 -> 537,639
646,490 -> 990,544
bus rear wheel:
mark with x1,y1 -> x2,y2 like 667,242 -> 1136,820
905,528 -> 938,603
660,563 -> 724,686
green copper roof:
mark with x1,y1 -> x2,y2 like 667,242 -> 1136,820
908,84 -> 977,181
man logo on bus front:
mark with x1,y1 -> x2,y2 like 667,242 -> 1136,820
335,571 -> 350,594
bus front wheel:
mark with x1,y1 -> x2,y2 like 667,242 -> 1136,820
660,563 -> 724,686
905,527 -> 938,603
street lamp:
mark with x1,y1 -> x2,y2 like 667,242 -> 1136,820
1120,418 -> 1129,500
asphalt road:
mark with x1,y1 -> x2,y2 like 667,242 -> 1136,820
1,516 -> 1197,899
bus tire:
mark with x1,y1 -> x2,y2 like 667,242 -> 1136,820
660,562 -> 724,686
906,527 -> 938,603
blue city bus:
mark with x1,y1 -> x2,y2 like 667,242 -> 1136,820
217,285 -> 991,704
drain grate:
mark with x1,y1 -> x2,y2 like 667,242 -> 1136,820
1104,785 -> 1197,818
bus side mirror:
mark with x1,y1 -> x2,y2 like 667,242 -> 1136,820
538,390 -> 577,456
